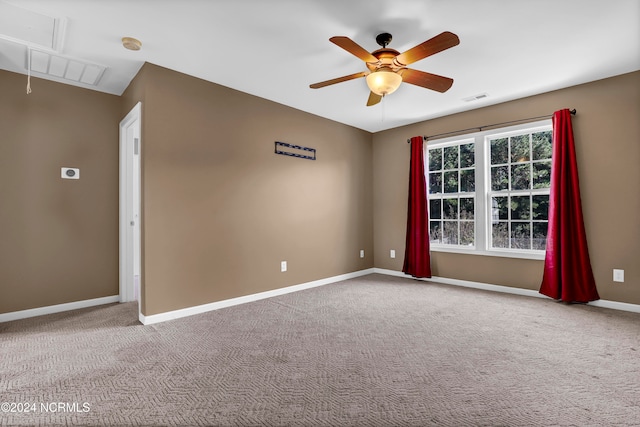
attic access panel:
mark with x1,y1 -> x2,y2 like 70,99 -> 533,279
0,2 -> 64,51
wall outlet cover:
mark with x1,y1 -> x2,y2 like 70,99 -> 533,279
613,269 -> 624,282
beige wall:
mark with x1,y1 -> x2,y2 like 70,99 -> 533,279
2,64 -> 638,316
0,70 -> 121,313
373,71 -> 640,304
123,64 -> 373,316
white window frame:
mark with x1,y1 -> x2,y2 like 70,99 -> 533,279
426,138 -> 477,249
426,119 -> 552,260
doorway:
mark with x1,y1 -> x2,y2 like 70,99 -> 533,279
119,102 -> 142,311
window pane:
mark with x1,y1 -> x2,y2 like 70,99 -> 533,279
443,198 -> 458,219
511,222 -> 531,249
430,221 -> 442,244
429,172 -> 442,194
444,171 -> 458,193
460,143 -> 475,168
428,140 -> 478,248
491,138 -> 508,165
460,221 -> 474,246
492,196 -> 508,223
429,199 -> 442,219
492,222 -> 509,248
428,148 -> 442,171
510,134 -> 530,162
511,164 -> 531,190
460,169 -> 475,192
491,166 -> 509,191
532,222 -> 548,250
533,161 -> 551,189
443,146 -> 459,170
532,195 -> 549,220
532,131 -> 552,160
443,221 -> 459,245
460,197 -> 474,220
511,195 -> 530,220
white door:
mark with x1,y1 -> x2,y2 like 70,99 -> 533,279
119,102 -> 142,306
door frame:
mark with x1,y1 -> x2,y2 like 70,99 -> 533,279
119,102 -> 142,310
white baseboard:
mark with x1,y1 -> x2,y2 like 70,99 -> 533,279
373,268 -> 640,314
6,267 -> 635,325
0,295 -> 120,323
587,299 -> 640,313
140,268 -> 376,325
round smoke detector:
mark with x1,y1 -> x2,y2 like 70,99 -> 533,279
122,37 -> 142,51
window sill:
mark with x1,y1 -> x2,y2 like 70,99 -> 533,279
430,246 -> 545,261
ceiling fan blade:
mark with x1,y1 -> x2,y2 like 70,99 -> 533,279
400,69 -> 454,93
366,92 -> 382,106
330,36 -> 378,63
309,71 -> 368,89
394,31 -> 460,66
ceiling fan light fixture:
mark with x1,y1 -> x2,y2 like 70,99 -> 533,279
366,69 -> 402,96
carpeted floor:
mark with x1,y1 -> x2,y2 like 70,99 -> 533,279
1,274 -> 639,426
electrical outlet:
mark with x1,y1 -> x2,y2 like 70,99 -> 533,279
390,249 -> 396,258
613,269 -> 624,282
360,250 -> 365,258
281,261 -> 287,272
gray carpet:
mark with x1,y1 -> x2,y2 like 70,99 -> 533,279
1,273 -> 639,426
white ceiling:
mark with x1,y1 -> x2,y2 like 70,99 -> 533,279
1,0 -> 638,132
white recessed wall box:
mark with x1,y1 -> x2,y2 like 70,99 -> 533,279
61,167 -> 79,179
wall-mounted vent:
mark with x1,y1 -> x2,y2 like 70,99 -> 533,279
28,49 -> 106,86
463,93 -> 489,102
0,2 -> 65,51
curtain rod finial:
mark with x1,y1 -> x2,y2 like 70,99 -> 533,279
570,108 -> 576,115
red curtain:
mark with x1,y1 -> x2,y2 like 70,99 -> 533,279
403,136 -> 432,278
539,109 -> 599,302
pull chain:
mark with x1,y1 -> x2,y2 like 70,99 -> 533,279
26,26 -> 33,94
26,47 -> 32,94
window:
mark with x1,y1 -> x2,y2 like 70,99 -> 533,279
426,120 -> 552,259
488,129 -> 552,251
427,140 -> 476,247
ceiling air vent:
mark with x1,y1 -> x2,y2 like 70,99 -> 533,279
28,49 -> 106,86
463,93 -> 489,102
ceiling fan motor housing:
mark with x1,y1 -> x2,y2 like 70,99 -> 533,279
367,48 -> 402,72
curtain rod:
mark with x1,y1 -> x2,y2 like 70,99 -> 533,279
407,109 -> 576,143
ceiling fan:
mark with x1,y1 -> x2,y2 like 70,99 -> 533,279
310,31 -> 460,106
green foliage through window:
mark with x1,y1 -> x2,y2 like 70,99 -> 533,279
427,141 -> 475,247
488,128 -> 552,251
426,123 -> 552,254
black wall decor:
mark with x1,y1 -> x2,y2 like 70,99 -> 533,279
275,141 -> 316,160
